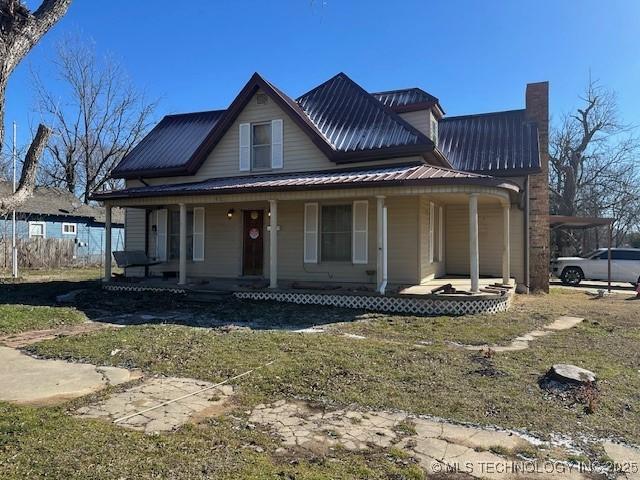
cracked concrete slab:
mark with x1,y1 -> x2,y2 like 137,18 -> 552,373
603,441 -> 640,480
76,377 -> 235,433
0,346 -> 140,405
249,401 -> 590,479
459,316 -> 584,352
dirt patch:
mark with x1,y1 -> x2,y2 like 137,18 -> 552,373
0,321 -> 119,348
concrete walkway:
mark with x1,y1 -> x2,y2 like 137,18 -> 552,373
250,401 -> 588,479
456,316 -> 584,352
0,346 -> 140,405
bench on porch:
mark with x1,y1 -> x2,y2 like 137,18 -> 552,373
112,250 -> 162,269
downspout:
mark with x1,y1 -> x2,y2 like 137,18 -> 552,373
378,206 -> 388,294
524,175 -> 530,293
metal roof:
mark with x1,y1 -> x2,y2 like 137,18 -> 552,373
371,88 -> 443,114
438,109 -> 540,176
0,181 -> 124,224
93,163 -> 519,201
111,110 -> 226,178
296,73 -> 434,154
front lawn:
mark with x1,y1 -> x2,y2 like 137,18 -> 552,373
1,283 -> 639,478
0,304 -> 86,335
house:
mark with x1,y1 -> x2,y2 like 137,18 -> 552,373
92,72 -> 549,314
0,181 -> 124,267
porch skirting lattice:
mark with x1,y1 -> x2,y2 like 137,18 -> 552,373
233,291 -> 511,315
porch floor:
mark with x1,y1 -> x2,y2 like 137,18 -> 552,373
110,275 -> 514,297
401,277 -> 515,296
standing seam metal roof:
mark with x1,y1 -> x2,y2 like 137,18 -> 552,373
111,110 -> 226,177
295,73 -> 434,153
371,88 -> 442,113
438,109 -> 540,175
92,163 -> 519,200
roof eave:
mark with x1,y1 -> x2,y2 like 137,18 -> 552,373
91,176 -> 519,202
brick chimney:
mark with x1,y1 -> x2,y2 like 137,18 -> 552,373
525,82 -> 550,293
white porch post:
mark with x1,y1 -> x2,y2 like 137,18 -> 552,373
376,195 -> 388,294
469,193 -> 479,293
502,203 -> 511,286
269,199 -> 278,289
178,203 -> 187,285
103,204 -> 112,282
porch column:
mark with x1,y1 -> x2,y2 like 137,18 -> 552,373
269,199 -> 278,289
376,195 -> 388,294
502,203 -> 511,286
103,204 -> 112,282
469,193 -> 479,293
178,203 -> 187,285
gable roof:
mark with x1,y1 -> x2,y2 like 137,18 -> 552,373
111,110 -> 226,178
0,181 -> 124,224
111,72 -> 445,179
438,109 -> 541,176
371,87 -> 444,115
93,162 -> 519,201
296,73 -> 436,160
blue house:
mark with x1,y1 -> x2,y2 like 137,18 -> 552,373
0,181 -> 124,267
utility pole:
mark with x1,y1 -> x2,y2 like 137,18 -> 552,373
12,122 -> 18,278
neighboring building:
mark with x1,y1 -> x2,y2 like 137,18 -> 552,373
0,181 -> 124,267
93,72 -> 549,294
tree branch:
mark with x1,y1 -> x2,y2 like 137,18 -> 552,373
0,123 -> 51,215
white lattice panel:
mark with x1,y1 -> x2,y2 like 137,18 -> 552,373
103,284 -> 187,295
233,291 -> 511,316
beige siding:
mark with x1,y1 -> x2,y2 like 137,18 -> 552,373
419,197 -> 445,282
445,204 -> 524,283
399,110 -> 437,142
124,208 -> 146,277
386,196 -> 419,284
131,197 -> 422,285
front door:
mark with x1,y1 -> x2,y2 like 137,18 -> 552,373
242,210 -> 264,276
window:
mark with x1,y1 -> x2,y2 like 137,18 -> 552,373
168,210 -> 193,260
62,223 -> 77,235
612,250 -> 640,261
252,122 -> 272,170
29,221 -> 46,239
321,205 -> 352,262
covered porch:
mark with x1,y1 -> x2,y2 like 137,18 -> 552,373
100,186 -> 518,314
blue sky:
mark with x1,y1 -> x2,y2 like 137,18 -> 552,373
6,0 -> 640,149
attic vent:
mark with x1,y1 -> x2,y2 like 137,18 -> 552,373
256,94 -> 269,105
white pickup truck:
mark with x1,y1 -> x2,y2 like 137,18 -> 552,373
551,248 -> 640,286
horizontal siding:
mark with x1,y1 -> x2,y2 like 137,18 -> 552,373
133,197 -> 422,285
124,208 -> 146,277
445,204 -> 524,283
419,197 -> 445,283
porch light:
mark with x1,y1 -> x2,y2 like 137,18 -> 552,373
227,208 -> 235,219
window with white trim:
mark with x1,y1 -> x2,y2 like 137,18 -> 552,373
252,122 -> 272,170
29,221 -> 46,239
321,205 -> 352,262
62,222 -> 77,235
168,210 -> 193,260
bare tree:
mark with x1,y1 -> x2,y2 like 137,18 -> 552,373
0,0 -> 72,215
550,78 -> 640,252
34,37 -> 156,202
